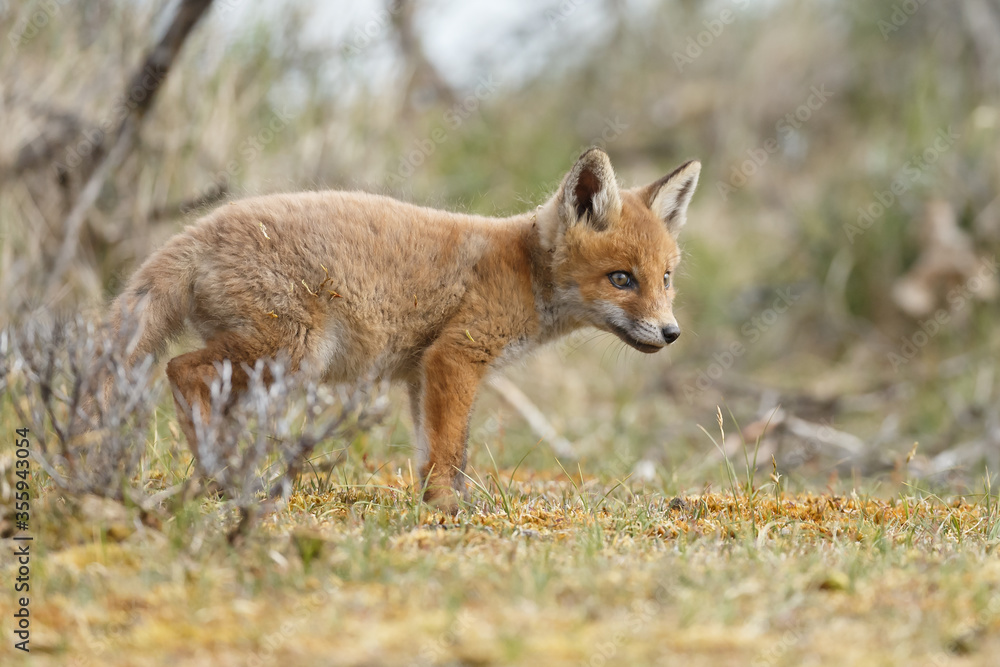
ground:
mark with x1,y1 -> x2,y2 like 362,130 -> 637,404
4,466 -> 1000,666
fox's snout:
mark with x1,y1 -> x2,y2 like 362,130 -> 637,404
634,319 -> 681,350
604,315 -> 680,353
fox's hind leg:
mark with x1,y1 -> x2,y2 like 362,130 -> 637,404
165,333 -> 292,478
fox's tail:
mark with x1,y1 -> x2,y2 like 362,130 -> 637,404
109,233 -> 196,370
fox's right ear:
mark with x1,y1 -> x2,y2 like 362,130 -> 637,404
642,160 -> 701,237
559,148 -> 622,231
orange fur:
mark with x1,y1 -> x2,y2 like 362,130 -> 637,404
110,148 -> 700,511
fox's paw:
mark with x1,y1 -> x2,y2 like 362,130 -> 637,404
422,484 -> 462,516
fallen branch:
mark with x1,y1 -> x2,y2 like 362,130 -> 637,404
488,375 -> 577,460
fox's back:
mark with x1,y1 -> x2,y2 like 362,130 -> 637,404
176,191 -> 494,378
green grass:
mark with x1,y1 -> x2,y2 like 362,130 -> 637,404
3,394 -> 1000,667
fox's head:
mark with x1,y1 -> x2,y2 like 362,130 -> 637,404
542,148 -> 700,353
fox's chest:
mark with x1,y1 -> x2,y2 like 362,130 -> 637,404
488,335 -> 541,371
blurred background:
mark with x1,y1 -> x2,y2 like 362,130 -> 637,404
1,0 -> 998,495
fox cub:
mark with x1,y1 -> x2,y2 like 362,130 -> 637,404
111,148 -> 700,511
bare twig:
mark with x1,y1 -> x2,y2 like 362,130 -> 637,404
7,313 -> 160,500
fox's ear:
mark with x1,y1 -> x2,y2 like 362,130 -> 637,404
560,148 -> 622,231
642,160 -> 701,236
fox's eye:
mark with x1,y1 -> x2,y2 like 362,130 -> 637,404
608,271 -> 634,289
664,272 -> 671,290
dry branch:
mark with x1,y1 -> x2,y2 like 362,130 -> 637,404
45,0 -> 215,297
488,375 -> 577,460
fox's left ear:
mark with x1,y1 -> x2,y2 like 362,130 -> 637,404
641,160 -> 701,237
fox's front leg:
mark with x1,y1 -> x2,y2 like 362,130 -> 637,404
415,341 -> 488,512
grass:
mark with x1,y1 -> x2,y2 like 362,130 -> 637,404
3,405 -> 1000,667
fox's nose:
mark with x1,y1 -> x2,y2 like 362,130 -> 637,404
662,324 -> 680,344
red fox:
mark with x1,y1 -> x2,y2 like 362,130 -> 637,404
111,148 -> 700,511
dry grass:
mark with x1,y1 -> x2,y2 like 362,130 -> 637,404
2,0 -> 998,483
2,423 -> 1000,666
3,478 -> 1000,666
